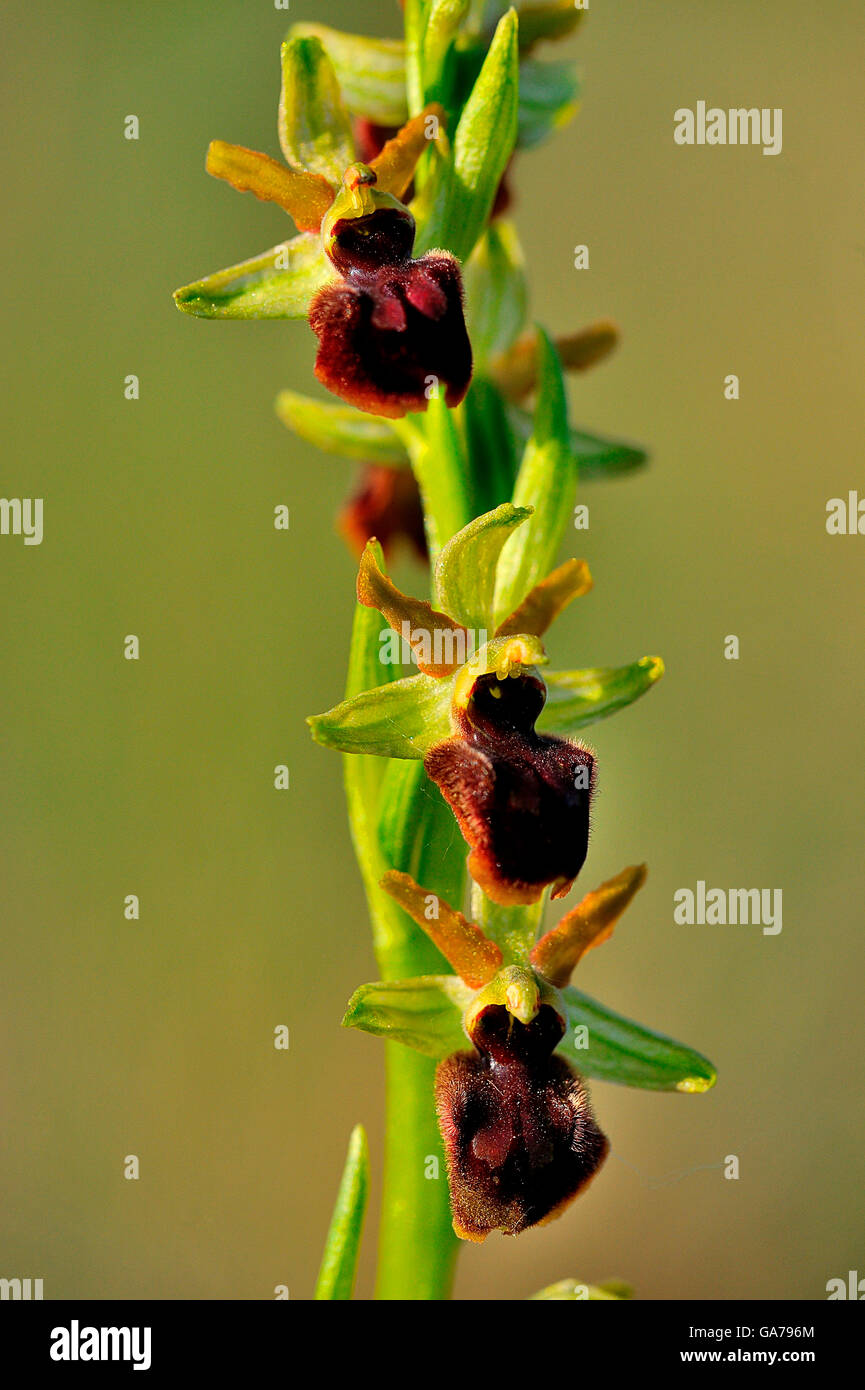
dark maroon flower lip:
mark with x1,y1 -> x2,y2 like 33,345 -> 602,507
425,671 -> 595,905
309,250 -> 473,418
436,1005 -> 609,1241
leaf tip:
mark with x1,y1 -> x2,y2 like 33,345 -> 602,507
641,655 -> 665,684
676,1066 -> 717,1094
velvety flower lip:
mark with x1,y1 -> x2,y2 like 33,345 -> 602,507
309,249 -> 472,418
310,163 -> 473,418
425,668 -> 595,906
436,1003 -> 609,1242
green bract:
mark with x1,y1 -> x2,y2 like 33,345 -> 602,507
314,1125 -> 370,1300
414,9 -> 519,262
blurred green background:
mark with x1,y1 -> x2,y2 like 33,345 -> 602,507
2,0 -> 863,1300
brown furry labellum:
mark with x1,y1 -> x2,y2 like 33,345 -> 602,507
309,194 -> 472,418
436,1004 -> 609,1241
424,671 -> 595,905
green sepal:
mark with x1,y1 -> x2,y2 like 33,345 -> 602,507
288,24 -> 409,127
433,502 -> 532,630
539,657 -> 664,734
173,234 -> 334,320
275,390 -> 408,466
559,986 -> 717,1092
308,671 -> 452,760
278,36 -> 355,186
507,404 -> 649,480
530,1278 -> 632,1302
494,328 -> 575,623
314,1125 -> 370,1301
463,220 -> 529,367
342,975 -> 475,1058
414,8 -> 519,263
517,58 -> 580,148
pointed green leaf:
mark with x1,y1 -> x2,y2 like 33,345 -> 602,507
464,220 -> 529,367
288,24 -> 409,127
278,37 -> 354,186
507,405 -> 648,480
314,1125 -> 370,1301
407,394 -> 472,558
530,1279 -> 632,1301
494,328 -> 575,623
559,986 -> 717,1092
434,502 -> 532,630
308,671 -> 452,759
539,657 -> 664,735
415,8 -> 519,263
343,975 -> 474,1058
173,234 -> 334,320
275,390 -> 408,466
463,378 -> 520,514
517,58 -> 580,148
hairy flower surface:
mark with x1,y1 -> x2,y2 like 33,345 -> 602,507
437,1003 -> 608,1241
310,163 -> 472,417
425,669 -> 594,905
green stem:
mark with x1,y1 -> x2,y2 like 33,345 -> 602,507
342,596 -> 461,1299
377,1046 -> 458,1299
